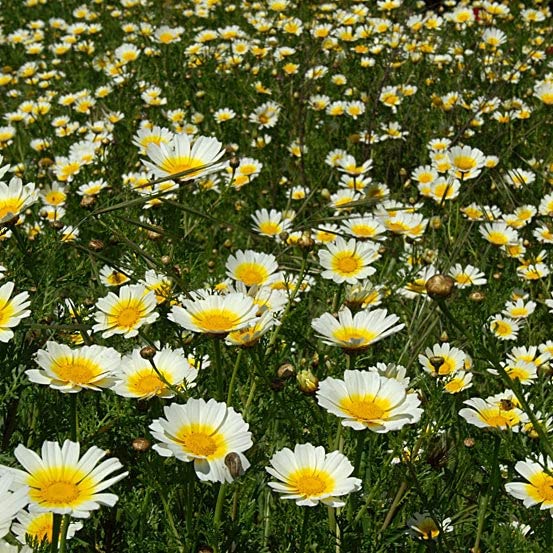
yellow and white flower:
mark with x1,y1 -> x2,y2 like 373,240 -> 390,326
6,440 -> 127,518
0,176 -> 38,225
251,208 -> 292,239
27,342 -> 120,393
407,512 -> 453,540
150,398 -> 252,483
143,133 -> 224,181
0,473 -> 29,539
447,145 -> 485,180
459,396 -> 528,431
505,457 -> 553,510
443,371 -> 473,394
99,265 -> 132,287
319,237 -> 380,284
0,282 -> 31,343
266,443 -> 361,507
316,370 -> 422,432
225,311 -> 277,347
132,125 -> 173,154
12,510 -> 82,546
312,307 -> 404,351
226,250 -> 279,287
418,343 -> 468,377
169,292 -> 257,335
140,269 -> 173,304
93,284 -> 159,338
112,346 -> 198,399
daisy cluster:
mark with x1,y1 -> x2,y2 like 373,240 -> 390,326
0,0 -> 552,551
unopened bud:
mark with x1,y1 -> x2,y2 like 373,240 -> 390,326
425,274 -> 455,299
132,437 -> 151,452
229,156 -> 240,169
147,230 -> 162,240
161,255 -> 171,265
464,437 -> 475,448
52,221 -> 64,230
297,369 -> 319,395
140,346 -> 157,360
224,452 -> 244,478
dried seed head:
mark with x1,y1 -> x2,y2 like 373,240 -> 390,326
464,437 -> 475,448
224,452 -> 244,478
277,363 -> 295,380
146,230 -> 162,241
161,255 -> 171,265
140,346 -> 157,360
88,239 -> 104,251
469,291 -> 485,302
80,196 -> 96,209
425,274 -> 455,299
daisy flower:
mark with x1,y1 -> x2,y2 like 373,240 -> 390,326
447,145 -> 485,180
459,396 -> 528,431
443,371 -> 473,394
266,443 -> 361,507
367,362 -> 410,387
93,284 -> 159,338
502,299 -> 536,319
488,360 -> 537,386
0,473 -> 29,539
112,346 -> 198,399
150,398 -> 252,483
489,315 -> 519,340
132,125 -> 173,154
12,510 -> 82,546
170,292 -> 257,336
317,370 -> 422,432
251,208 -> 292,239
448,264 -> 487,288
26,342 -> 120,393
418,343 -> 468,377
505,457 -> 553,510
0,282 -> 31,342
99,265 -> 132,287
318,237 -> 380,284
312,307 -> 404,352
226,250 -> 279,287
479,221 -> 518,246
143,133 -> 225,182
0,176 -> 38,225
406,512 -> 453,540
341,216 -> 386,241
225,311 -> 277,347
5,440 -> 127,518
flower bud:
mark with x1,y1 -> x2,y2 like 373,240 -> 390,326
140,346 -> 157,360
469,291 -> 485,302
88,239 -> 104,251
296,369 -> 319,395
425,274 -> 455,299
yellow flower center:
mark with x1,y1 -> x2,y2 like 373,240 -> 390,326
234,262 -> 269,286
351,224 -> 376,238
112,303 -> 143,329
340,394 -> 391,423
159,32 -> 174,44
491,320 -> 512,336
0,198 -> 24,221
506,366 -> 530,381
528,472 -> 553,502
289,468 -> 335,497
192,308 -> 242,333
176,424 -> 226,458
332,251 -> 362,276
453,155 -> 477,172
129,369 -> 168,396
28,467 -> 92,508
53,356 -> 102,385
159,156 -> 205,178
332,327 -> 377,348
44,191 -> 66,206
415,519 -> 440,540
444,379 -> 463,393
479,408 -> 520,428
487,231 -> 509,246
107,272 -> 129,286
259,221 -> 282,235
455,274 -> 471,285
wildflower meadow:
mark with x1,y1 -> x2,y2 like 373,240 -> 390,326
0,0 -> 552,551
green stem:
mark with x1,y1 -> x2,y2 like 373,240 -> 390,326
473,435 -> 501,553
226,349 -> 243,406
243,377 -> 257,419
69,394 -> 78,442
262,490 -> 272,548
50,513 -> 62,553
328,506 -> 341,553
298,507 -> 310,552
212,338 -> 225,401
58,516 -> 70,553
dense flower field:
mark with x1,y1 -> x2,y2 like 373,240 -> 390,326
0,0 -> 552,551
